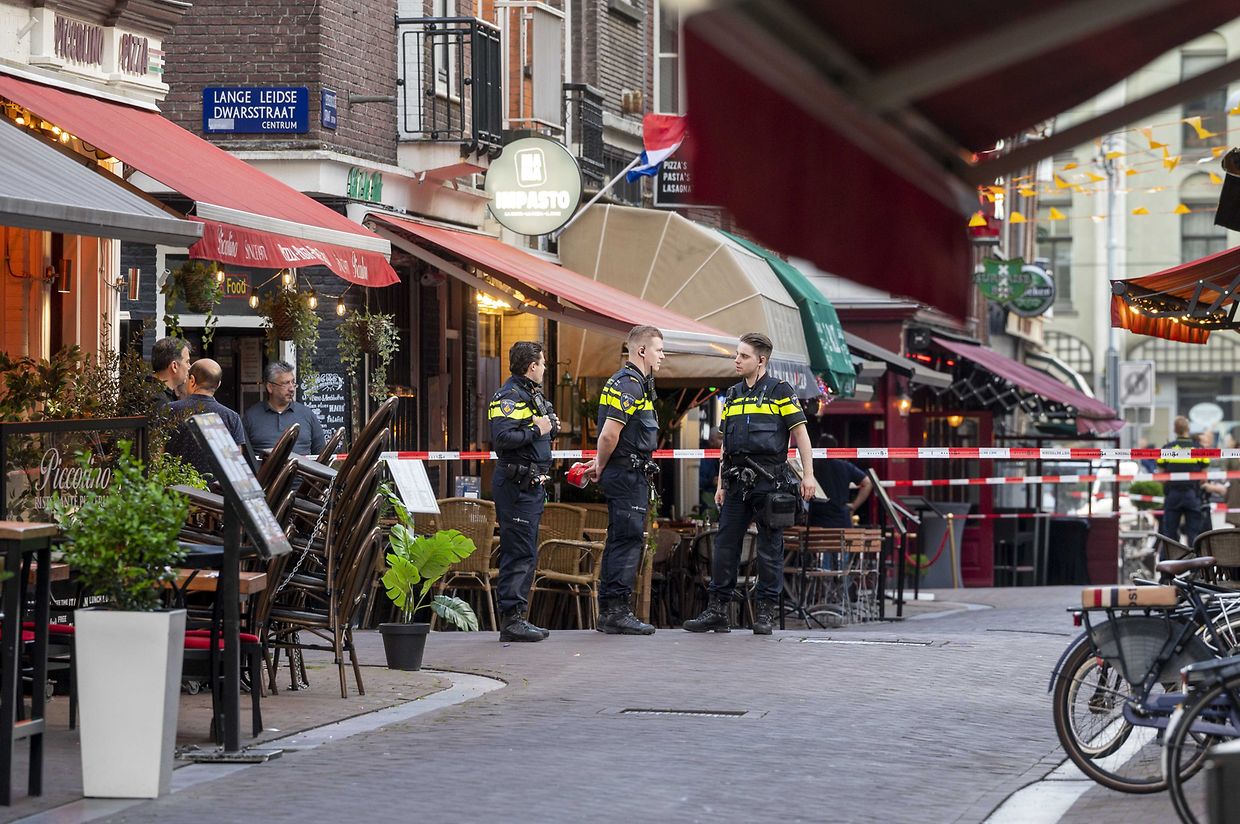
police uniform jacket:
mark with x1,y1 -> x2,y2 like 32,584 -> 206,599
1158,437 -> 1209,492
489,375 -> 555,472
720,373 -> 806,464
597,362 -> 658,460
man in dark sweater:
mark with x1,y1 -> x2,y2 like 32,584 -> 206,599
164,358 -> 247,480
809,433 -> 873,528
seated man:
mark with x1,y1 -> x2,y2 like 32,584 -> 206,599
243,361 -> 325,456
164,358 -> 247,479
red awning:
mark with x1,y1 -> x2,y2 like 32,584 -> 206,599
933,337 -> 1123,435
0,72 -> 397,287
683,1 -> 1240,320
368,213 -> 735,354
1110,244 -> 1240,345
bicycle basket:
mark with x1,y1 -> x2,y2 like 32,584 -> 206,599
1086,615 -> 1213,686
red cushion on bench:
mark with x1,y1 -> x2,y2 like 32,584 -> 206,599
183,632 -> 259,649
22,621 -> 75,636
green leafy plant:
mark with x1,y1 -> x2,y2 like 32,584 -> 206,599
162,260 -> 222,346
149,452 -> 209,491
57,442 -> 189,611
337,309 -> 400,403
380,488 -> 479,629
257,287 -> 320,397
1128,480 -> 1164,511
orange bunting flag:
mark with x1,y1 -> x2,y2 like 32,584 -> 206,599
1131,207 -> 1150,216
1125,168 -> 1139,177
1163,155 -> 1181,171
1173,204 -> 1192,215
1210,172 -> 1224,185
1213,146 -> 1229,158
1062,162 -> 1078,170
1184,116 -> 1218,140
1104,151 -> 1125,160
1086,172 -> 1106,183
1140,126 -> 1167,149
1054,174 -> 1070,189
1090,215 -> 1105,223
1018,186 -> 1037,198
1008,212 -> 1027,224
1047,207 -> 1066,221
968,212 -> 988,228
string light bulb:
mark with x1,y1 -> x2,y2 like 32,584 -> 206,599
281,270 -> 293,287
14,114 -> 24,126
335,295 -> 347,316
307,290 -> 318,310
215,269 -> 225,284
248,294 -> 259,309
59,132 -> 70,143
51,125 -> 61,136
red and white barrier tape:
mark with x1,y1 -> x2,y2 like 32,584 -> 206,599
882,469 -> 1240,489
349,447 -> 1240,462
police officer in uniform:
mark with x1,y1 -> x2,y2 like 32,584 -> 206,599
584,325 -> 666,635
489,341 -> 558,642
1158,415 -> 1211,548
684,332 -> 816,635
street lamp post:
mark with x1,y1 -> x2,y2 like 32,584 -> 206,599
1102,133 -> 1122,420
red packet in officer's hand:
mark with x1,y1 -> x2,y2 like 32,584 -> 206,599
566,461 -> 591,488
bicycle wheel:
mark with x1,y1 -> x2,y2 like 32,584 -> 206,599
1051,637 -> 1168,792
1164,679 -> 1240,824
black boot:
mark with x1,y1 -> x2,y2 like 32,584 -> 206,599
500,610 -> 546,642
683,594 -> 732,633
600,597 -> 655,635
752,599 -> 778,635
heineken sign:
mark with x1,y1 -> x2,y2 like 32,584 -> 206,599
974,258 -> 1055,318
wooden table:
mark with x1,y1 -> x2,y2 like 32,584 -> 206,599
172,569 -> 267,595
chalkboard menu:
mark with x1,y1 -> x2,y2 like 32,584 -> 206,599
189,413 -> 292,559
302,371 -> 349,443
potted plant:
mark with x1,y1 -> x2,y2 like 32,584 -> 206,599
257,286 -> 320,396
161,260 -> 222,345
338,309 -> 400,403
57,442 -> 190,798
1128,480 -> 1164,511
379,489 -> 479,670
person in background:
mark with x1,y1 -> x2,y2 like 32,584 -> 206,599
243,361 -> 326,456
488,341 -> 557,643
584,325 -> 666,636
1158,416 -> 1210,548
150,336 -> 191,403
809,433 -> 873,528
164,359 -> 247,479
1136,437 -> 1161,474
698,427 -> 723,521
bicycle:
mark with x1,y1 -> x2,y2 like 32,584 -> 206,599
1162,654 -> 1240,823
1049,555 -> 1240,793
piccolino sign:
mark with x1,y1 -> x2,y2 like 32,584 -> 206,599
484,137 -> 582,235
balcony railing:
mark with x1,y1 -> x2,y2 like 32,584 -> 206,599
564,83 -> 605,187
396,16 -> 503,155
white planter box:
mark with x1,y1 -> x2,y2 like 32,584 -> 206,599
75,608 -> 186,798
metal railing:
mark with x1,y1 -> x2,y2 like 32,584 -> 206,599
396,16 -> 503,155
564,83 -> 606,186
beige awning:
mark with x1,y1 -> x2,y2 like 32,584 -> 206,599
559,205 -> 818,394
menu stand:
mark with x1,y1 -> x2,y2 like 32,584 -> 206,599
184,414 -> 291,764
0,521 -> 55,805
867,469 -> 914,620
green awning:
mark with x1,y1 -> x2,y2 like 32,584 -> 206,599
722,232 -> 856,397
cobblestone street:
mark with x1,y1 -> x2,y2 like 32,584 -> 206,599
4,586 -> 1194,824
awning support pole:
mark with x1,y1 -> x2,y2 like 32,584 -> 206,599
553,155 -> 641,239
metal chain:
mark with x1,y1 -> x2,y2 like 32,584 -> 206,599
271,473 -> 336,600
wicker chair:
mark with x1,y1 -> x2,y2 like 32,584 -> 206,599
529,540 -> 605,629
432,498 -> 499,630
538,503 -> 588,544
580,503 -> 610,533
1198,528 -> 1240,588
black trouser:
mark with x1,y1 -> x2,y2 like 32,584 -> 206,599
599,462 -> 648,601
711,482 -> 784,602
1160,486 -> 1206,548
492,467 -> 545,614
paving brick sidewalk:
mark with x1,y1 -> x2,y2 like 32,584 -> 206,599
42,585 -> 1121,824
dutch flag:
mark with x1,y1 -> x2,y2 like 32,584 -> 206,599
626,114 -> 687,182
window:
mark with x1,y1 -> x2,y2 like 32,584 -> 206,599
1181,47 -> 1228,151
1036,205 -> 1072,309
654,0 -> 682,114
604,147 -> 643,205
1044,331 -> 1093,381
1181,174 -> 1226,263
433,0 -> 457,99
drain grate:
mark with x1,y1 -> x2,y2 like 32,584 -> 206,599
797,637 -> 935,647
618,708 -> 750,718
